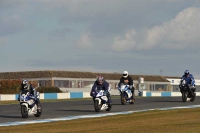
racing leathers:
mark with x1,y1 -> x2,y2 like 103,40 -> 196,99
118,75 -> 135,99
90,80 -> 111,103
18,84 -> 39,105
180,74 -> 196,93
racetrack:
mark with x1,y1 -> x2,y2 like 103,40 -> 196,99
0,96 -> 199,125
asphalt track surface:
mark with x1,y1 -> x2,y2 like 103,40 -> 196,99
0,96 -> 200,124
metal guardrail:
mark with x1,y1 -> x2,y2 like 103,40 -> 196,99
1,91 -> 199,101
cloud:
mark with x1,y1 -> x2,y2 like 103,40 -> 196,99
111,7 -> 200,52
48,27 -> 71,40
77,32 -> 93,48
151,0 -> 182,2
0,37 -> 8,46
0,15 -> 24,36
0,0 -> 26,10
111,29 -> 137,52
34,0 -> 185,15
55,66 -> 118,73
21,58 -> 119,73
141,7 -> 200,50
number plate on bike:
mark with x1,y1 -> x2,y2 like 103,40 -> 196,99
101,96 -> 107,100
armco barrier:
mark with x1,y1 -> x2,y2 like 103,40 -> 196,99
1,91 -> 199,101
0,92 -> 90,101
0,89 -> 134,101
141,91 -> 200,97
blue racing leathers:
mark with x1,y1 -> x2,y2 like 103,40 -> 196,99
180,74 -> 196,93
18,84 -> 38,103
181,74 -> 195,87
90,80 -> 111,103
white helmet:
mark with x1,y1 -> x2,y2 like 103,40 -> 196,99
123,71 -> 128,78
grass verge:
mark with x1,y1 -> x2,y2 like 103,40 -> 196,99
0,108 -> 200,133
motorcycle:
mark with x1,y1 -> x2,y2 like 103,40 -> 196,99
118,84 -> 134,105
179,79 -> 196,102
93,87 -> 112,112
19,90 -> 42,118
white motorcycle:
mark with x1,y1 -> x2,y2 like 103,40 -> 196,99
93,88 -> 112,112
118,84 -> 134,105
19,90 -> 42,118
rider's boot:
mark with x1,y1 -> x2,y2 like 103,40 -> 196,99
131,92 -> 135,102
93,97 -> 95,102
108,96 -> 112,104
36,100 -> 42,112
180,89 -> 183,93
131,91 -> 135,99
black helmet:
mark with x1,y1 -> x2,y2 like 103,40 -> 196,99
184,70 -> 189,76
21,79 -> 28,89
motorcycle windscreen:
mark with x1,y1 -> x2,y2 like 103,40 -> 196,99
181,80 -> 188,87
96,86 -> 103,92
21,90 -> 30,95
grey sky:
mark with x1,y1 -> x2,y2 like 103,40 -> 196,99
0,0 -> 200,78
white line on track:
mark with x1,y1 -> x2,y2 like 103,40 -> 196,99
0,104 -> 200,127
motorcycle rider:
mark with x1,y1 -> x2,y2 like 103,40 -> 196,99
118,71 -> 135,99
90,76 -> 112,104
180,70 -> 196,93
18,79 -> 40,106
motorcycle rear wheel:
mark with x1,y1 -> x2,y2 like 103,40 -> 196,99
130,97 -> 135,104
106,103 -> 112,111
190,92 -> 196,102
34,101 -> 42,117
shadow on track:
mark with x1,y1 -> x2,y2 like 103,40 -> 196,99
56,109 -> 95,112
0,115 -> 21,119
111,103 -> 134,105
154,100 -> 182,102
82,103 -> 123,105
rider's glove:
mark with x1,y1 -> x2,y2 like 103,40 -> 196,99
90,92 -> 96,97
190,85 -> 195,89
32,96 -> 37,101
117,86 -> 120,90
129,85 -> 133,91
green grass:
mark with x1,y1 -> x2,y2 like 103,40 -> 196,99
0,108 -> 200,133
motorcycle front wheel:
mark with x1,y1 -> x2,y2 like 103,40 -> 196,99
182,91 -> 187,102
21,105 -> 28,118
94,100 -> 101,112
120,93 -> 126,105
